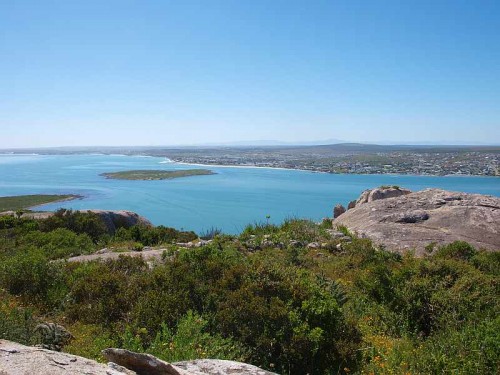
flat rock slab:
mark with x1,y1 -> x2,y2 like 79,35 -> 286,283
0,341 -> 276,375
0,340 -> 127,375
174,359 -> 278,375
334,188 -> 500,255
67,249 -> 168,263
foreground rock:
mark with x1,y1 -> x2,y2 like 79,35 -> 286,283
0,340 -> 276,375
333,204 -> 346,218
102,348 -> 190,375
0,340 -> 124,375
174,359 -> 277,374
334,188 -> 500,255
66,248 -> 168,263
354,186 -> 412,207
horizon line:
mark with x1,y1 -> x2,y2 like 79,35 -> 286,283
1,141 -> 500,150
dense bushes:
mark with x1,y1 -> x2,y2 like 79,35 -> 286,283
40,209 -> 108,243
121,311 -> 248,363
22,228 -> 94,259
0,291 -> 39,346
114,224 -> 197,246
0,248 -> 65,307
0,215 -> 498,374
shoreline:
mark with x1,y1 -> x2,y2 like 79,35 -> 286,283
173,160 -> 316,173
0,194 -> 84,214
28,194 -> 84,210
171,160 -> 499,178
1,152 -> 498,178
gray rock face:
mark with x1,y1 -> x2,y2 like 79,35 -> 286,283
85,210 -> 152,233
102,348 -> 190,375
333,204 -> 346,218
174,359 -> 277,375
356,186 -> 412,205
0,340 -> 127,375
66,248 -> 167,263
347,200 -> 357,210
334,188 -> 500,255
0,340 -> 275,375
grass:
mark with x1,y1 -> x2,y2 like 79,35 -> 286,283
0,194 -> 80,212
100,169 -> 215,180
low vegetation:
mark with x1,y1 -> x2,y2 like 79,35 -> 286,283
100,169 -> 215,180
0,212 -> 498,374
0,194 -> 79,212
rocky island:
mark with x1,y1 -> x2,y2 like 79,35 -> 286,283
101,169 -> 215,180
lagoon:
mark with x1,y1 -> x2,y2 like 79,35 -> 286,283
0,154 -> 498,234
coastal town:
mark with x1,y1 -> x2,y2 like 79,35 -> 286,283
155,146 -> 500,176
3,144 -> 498,176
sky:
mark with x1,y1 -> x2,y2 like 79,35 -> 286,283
1,0 -> 499,148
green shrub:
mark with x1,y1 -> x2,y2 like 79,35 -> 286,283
0,215 -> 497,375
40,209 -> 108,243
64,323 -> 117,362
0,248 -> 64,305
0,293 -> 39,345
434,241 -> 477,261
122,311 -> 248,362
65,257 -> 147,324
391,317 -> 500,374
471,250 -> 500,276
22,228 -> 94,259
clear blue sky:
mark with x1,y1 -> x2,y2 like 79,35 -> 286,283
1,0 -> 499,147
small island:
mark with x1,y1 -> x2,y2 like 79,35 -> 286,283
0,194 -> 81,212
100,169 -> 215,180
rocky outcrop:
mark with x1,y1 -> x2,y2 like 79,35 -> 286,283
333,204 -> 346,218
102,348 -> 190,375
88,210 -> 152,233
66,248 -> 168,263
0,340 -> 276,375
333,188 -> 500,255
174,359 -> 277,374
355,186 -> 411,206
347,200 -> 356,210
0,340 -> 125,375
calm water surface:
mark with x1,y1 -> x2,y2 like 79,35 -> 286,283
0,154 -> 498,234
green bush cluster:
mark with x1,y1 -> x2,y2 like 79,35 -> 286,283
0,215 -> 498,374
114,224 -> 197,246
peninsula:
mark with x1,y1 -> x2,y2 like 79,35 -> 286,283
100,169 -> 215,180
0,194 -> 81,212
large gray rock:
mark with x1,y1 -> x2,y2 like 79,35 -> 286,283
88,210 -> 152,233
0,340 -> 129,375
334,188 -> 500,255
174,359 -> 277,375
66,248 -> 168,263
333,204 -> 346,218
0,341 -> 276,375
356,186 -> 412,205
102,348 -> 191,375
102,349 -> 276,375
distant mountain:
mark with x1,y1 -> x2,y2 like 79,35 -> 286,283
198,139 -> 347,146
362,140 -> 500,146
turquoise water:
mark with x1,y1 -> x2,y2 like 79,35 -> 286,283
0,154 -> 498,234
